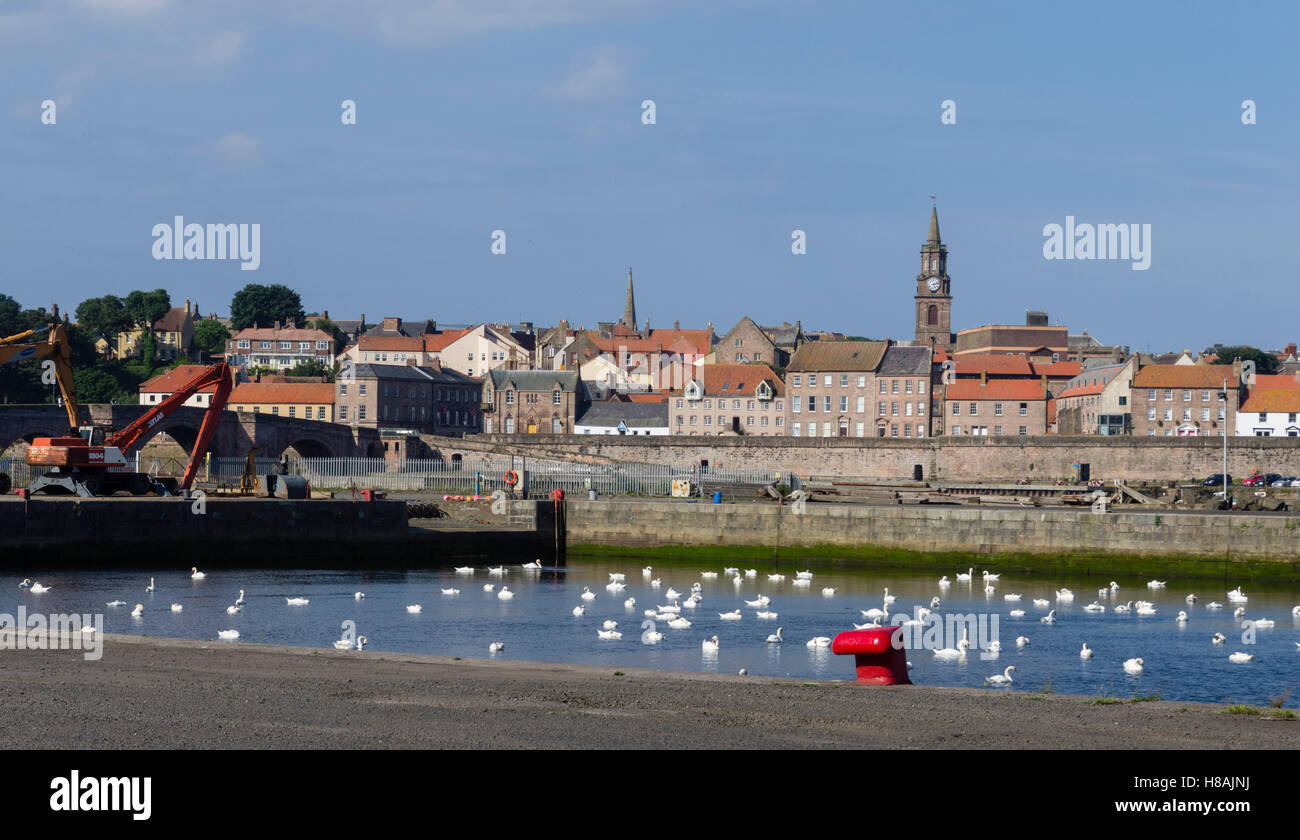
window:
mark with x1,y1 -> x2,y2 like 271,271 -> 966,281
823,422 -> 832,437
840,396 -> 848,412
747,400 -> 755,410
1182,408 -> 1191,421
317,407 -> 325,420
1148,389 -> 1156,400
994,402 -> 1003,416
761,416 -> 768,426
689,416 -> 696,425
704,416 -> 711,425
1018,426 -> 1027,436
1183,389 -> 1191,402
1019,403 -> 1027,416
905,402 -> 913,416
1202,390 -> 1210,402
288,406 -> 295,418
807,395 -> 816,412
793,396 -> 801,413
917,402 -> 926,417
359,406 -> 367,419
505,390 -> 514,404
969,403 -> 978,416
918,381 -> 925,395
339,405 -> 347,419
676,399 -> 683,409
280,341 -> 291,350
733,400 -> 741,410
553,391 -> 562,405
917,424 -> 925,437
1201,408 -> 1210,421
704,400 -> 712,409
951,425 -> 960,435
553,418 -> 563,433
880,381 -> 887,395
359,384 -> 367,396
734,338 -> 742,347
994,426 -> 1003,436
890,423 -> 898,437
1163,407 -> 1173,421
1259,412 -> 1268,422
952,402 -> 961,415
299,341 -> 311,351
823,396 -> 831,412
856,396 -> 865,413
891,380 -> 899,394
793,422 -> 801,437
857,375 -> 866,387
905,381 -> 913,394
1119,396 -> 1127,406
1164,390 -> 1173,401
793,375 -> 801,387
238,339 -> 250,349
746,416 -> 754,426
823,375 -> 831,387
1148,407 -> 1156,420
776,417 -> 783,426
840,375 -> 848,386
260,341 -> 271,349
504,416 -> 514,433
891,401 -> 899,416
317,341 -> 329,350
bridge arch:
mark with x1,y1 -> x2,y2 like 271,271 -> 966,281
278,438 -> 333,459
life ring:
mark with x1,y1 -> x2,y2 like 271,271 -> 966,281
504,469 -> 519,487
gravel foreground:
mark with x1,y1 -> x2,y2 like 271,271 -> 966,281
3,634 -> 1296,749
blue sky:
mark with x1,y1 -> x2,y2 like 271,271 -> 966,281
1,0 -> 1296,352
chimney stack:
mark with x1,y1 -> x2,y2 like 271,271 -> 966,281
185,299 -> 191,314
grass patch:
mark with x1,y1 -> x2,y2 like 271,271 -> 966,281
1269,687 -> 1293,709
1224,704 -> 1261,715
1022,695 -> 1046,702
1130,691 -> 1162,704
452,657 -> 461,661
1267,709 -> 1297,720
1037,679 -> 1055,695
1088,697 -> 1122,705
613,671 -> 624,676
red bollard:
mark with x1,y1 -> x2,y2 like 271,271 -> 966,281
832,628 -> 912,685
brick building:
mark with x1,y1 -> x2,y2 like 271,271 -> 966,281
785,341 -> 933,438
1130,364 -> 1239,437
943,377 -> 1050,436
227,325 -> 336,372
482,369 -> 581,434
671,363 -> 785,436
336,363 -> 479,435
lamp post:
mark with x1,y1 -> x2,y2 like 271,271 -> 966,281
1221,378 -> 1228,509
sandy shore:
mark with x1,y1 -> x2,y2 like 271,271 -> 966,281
2,634 -> 1296,749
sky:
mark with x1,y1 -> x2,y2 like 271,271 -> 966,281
1,0 -> 1296,353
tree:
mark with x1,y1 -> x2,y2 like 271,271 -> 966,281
307,314 -> 345,346
285,358 -> 331,380
230,284 -> 305,331
1211,346 -> 1279,376
124,289 -> 171,331
194,319 -> 231,356
75,295 -> 133,349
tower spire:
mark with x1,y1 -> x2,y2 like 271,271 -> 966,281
623,267 -> 637,329
927,203 -> 941,245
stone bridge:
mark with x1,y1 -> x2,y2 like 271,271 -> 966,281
0,404 -> 381,459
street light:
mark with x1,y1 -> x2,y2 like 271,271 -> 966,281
1219,379 -> 1228,509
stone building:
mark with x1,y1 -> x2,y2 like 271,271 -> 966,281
1130,363 -> 1239,437
942,376 -> 1050,436
482,369 -> 581,434
671,362 -> 785,436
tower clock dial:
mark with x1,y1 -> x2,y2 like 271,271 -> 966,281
926,275 -> 941,292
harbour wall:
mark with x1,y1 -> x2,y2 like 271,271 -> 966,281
564,499 -> 1300,578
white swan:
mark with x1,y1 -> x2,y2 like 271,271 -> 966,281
1004,593 -> 1022,601
667,617 -> 691,629
723,567 -> 739,576
454,566 -> 474,574
487,566 -> 505,575
643,627 -> 665,643
146,577 -> 156,593
355,592 -> 365,600
602,620 -> 618,630
1212,633 -> 1226,645
1109,581 -> 1119,591
1228,651 -> 1253,664
441,588 -> 460,595
1009,609 -> 1026,618
744,597 -> 767,608
170,603 -> 183,612
498,587 -> 514,600
1056,588 -> 1074,601
107,600 -> 127,607
1233,607 -> 1246,619
986,666 -> 1016,685
573,605 -> 586,617
796,570 -> 813,580
1185,594 -> 1197,603
624,597 -> 636,608
642,566 -> 653,577
755,610 -> 778,620
335,635 -> 368,650
792,578 -> 811,588
1206,602 -> 1222,610
768,574 -> 786,583
1016,636 -> 1029,648
190,567 -> 205,580
1084,602 -> 1105,613
1252,618 -> 1275,628
1123,657 -> 1144,675
702,635 -> 720,653
580,587 -> 597,601
483,584 -> 495,593
489,641 -> 505,652
861,607 -> 888,620
234,589 -> 245,606
523,560 -> 542,570
597,629 -> 622,640
657,603 -> 680,614
1040,610 -> 1057,624
983,571 -> 1000,582
1227,587 -> 1247,603
930,597 -> 941,608
1032,598 -> 1050,609
1080,642 -> 1094,659
18,579 -> 31,589
744,569 -> 757,578
766,627 -> 783,644
806,636 -> 832,648
1136,604 -> 1157,616
984,584 -> 997,594
30,582 -> 50,593
286,597 -> 309,606
1147,580 -> 1166,589
732,575 -> 743,586
1292,605 -> 1300,616
1176,611 -> 1188,623
406,604 -> 422,613
855,618 -> 883,629
701,571 -> 719,579
217,629 -> 239,640
938,575 -> 951,587
131,603 -> 144,617
226,604 -> 241,615
650,578 -> 662,588
606,581 -> 626,593
1113,601 -> 1132,614
987,640 -> 1002,652
933,645 -> 965,659
822,587 -> 837,597
719,610 -> 742,621
665,587 -> 681,600
956,568 -> 973,582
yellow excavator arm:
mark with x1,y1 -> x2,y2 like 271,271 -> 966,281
0,324 -> 79,432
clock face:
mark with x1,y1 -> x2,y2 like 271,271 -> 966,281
926,275 -> 941,292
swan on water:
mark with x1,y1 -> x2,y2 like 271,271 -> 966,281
986,666 -> 1016,685
732,575 -> 743,586
701,571 -> 718,580
822,587 -> 836,597
1233,607 -> 1246,619
406,604 -> 422,613
624,597 -> 636,608
607,572 -> 624,582
744,569 -> 757,578
454,567 -> 474,574
1292,605 -> 1300,616
956,568 -> 973,582
806,637 -> 832,649
643,627 -> 665,643
933,645 -> 964,659
766,627 -> 783,644
1176,611 -> 1188,623
1113,601 -> 1132,614
650,579 -> 662,588
1084,602 -> 1105,613
1185,594 -> 1197,603
286,597 -> 309,606
983,571 -> 1000,582
756,610 -> 778,620
107,600 -> 127,607
1136,603 -> 1157,616
1004,593 -> 1022,602
665,587 -> 681,600
1056,588 -> 1074,601
1252,618 -> 1275,628
723,567 -> 739,576
1040,610 -> 1057,624
30,582 -> 51,593
606,581 -> 626,593
355,592 -> 365,600
1228,652 -> 1253,664
1147,580 -> 1166,589
190,567 -> 205,580
523,560 -> 542,570
657,602 -> 681,614
580,587 -> 596,601
702,635 -> 720,653
642,566 -> 653,577
441,588 -> 460,595
719,610 -> 742,621
226,605 -> 241,615
1016,636 -> 1029,648
1109,581 -> 1119,591
217,629 -> 239,640
146,578 -> 156,593
930,597 -> 942,609
602,620 -> 618,630
573,605 -> 586,617
1009,609 -> 1026,618
792,578 -> 811,588
667,617 -> 691,629
861,607 -> 887,619
483,584 -> 495,593
987,640 -> 1002,653
335,635 -> 368,650
597,629 -> 622,640
1212,633 -> 1226,645
796,570 -> 813,580
938,576 -> 951,587
1227,586 -> 1247,602
487,566 -> 505,575
18,579 -> 31,589
131,604 -> 144,617
768,574 -> 786,583
1123,658 -> 1144,675
489,641 -> 505,652
234,589 -> 245,606
1032,598 -> 1050,609
171,603 -> 183,612
1080,642 -> 1094,659
1206,602 -> 1222,610
855,618 -> 883,629
984,584 -> 997,595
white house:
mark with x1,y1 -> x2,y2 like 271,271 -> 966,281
440,324 -> 533,378
1236,389 -> 1300,437
575,401 -> 670,436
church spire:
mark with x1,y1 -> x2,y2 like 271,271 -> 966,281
927,204 -> 941,245
623,267 -> 637,329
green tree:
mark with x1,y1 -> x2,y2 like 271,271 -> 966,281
75,295 -> 133,350
285,358 -> 331,379
1212,346 -> 1279,376
307,314 -> 345,346
194,319 -> 231,356
230,284 -> 305,331
124,289 -> 171,331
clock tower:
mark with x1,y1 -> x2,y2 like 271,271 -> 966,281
914,205 -> 953,351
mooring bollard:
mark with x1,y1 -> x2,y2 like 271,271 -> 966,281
832,628 -> 912,685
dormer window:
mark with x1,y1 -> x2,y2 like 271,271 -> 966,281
684,381 -> 702,400
757,381 -> 773,401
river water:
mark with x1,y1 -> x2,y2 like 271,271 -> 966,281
9,558 -> 1299,706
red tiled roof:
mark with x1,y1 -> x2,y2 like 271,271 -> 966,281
943,379 -> 1047,401
1239,389 -> 1300,413
360,335 -> 423,352
229,382 -> 336,405
620,393 -> 671,403
422,329 -> 471,352
674,363 -> 784,397
1031,361 -> 1083,378
1132,365 -> 1239,388
1047,398 -> 1058,424
1056,380 -> 1106,399
648,328 -> 713,355
139,364 -> 228,394
788,340 -> 888,372
954,356 -> 1033,376
592,336 -> 666,353
1252,374 -> 1300,390
232,327 -> 334,342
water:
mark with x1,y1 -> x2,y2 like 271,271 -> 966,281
9,561 -> 1299,707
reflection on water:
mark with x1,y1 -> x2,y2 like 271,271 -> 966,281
7,558 -> 1299,706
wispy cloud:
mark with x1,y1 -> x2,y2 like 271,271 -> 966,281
548,44 -> 634,103
207,132 -> 263,165
201,29 -> 247,66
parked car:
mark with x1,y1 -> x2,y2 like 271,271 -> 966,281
1242,474 -> 1268,487
1270,476 -> 1296,487
1203,474 -> 1232,486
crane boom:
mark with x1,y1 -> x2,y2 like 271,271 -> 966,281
0,323 -> 79,431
